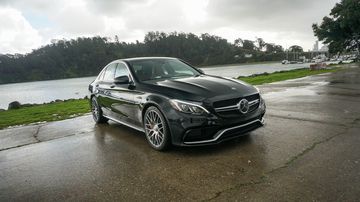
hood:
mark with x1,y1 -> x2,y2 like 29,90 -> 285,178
142,75 -> 258,102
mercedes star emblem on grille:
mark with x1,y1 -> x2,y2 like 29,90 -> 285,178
238,99 -> 249,114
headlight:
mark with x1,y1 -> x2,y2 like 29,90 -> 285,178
170,99 -> 209,115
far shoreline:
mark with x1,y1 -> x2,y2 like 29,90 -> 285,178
0,60 -> 281,85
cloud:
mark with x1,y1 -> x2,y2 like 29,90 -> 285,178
0,7 -> 42,54
204,0 -> 340,49
206,0 -> 337,31
50,0 -> 105,35
122,0 -> 185,31
0,0 -> 340,54
85,0 -> 148,16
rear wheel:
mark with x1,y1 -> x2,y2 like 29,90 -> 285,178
144,106 -> 171,151
91,97 -> 108,124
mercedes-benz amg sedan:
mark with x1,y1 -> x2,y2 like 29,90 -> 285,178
89,57 -> 266,150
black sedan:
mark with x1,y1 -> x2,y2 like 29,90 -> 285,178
89,57 -> 266,150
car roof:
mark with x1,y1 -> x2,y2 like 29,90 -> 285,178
119,57 -> 178,63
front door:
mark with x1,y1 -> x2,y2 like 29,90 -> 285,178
107,62 -> 136,124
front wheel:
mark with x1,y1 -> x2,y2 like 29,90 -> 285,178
144,106 -> 171,151
91,97 -> 108,124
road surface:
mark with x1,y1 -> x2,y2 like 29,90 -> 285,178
0,64 -> 359,201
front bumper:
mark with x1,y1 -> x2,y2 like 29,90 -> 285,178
166,102 -> 266,146
183,117 -> 264,145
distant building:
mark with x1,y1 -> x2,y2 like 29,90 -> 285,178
299,56 -> 306,62
312,41 -> 319,52
310,41 -> 329,60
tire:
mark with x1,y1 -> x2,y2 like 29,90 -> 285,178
144,106 -> 171,151
91,97 -> 108,124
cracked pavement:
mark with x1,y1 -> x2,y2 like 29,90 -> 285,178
1,64 -> 360,201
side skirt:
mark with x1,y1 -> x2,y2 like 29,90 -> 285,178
103,115 -> 145,133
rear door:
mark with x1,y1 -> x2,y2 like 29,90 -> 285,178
97,63 -> 117,116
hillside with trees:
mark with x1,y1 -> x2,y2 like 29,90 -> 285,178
0,32 -> 289,84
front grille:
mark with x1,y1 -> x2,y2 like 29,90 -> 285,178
213,94 -> 259,108
213,94 -> 260,117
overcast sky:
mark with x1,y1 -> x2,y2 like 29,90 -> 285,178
0,0 -> 339,54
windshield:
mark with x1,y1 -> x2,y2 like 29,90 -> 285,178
127,58 -> 201,81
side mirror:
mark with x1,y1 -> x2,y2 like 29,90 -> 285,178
196,68 -> 204,74
114,75 -> 130,84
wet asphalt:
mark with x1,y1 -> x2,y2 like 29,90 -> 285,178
1,64 -> 360,201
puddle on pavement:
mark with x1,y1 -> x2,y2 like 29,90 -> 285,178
262,81 -> 329,100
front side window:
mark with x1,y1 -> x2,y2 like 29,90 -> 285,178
128,59 -> 200,81
103,63 -> 117,81
115,63 -> 129,78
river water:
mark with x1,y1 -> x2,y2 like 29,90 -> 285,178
0,62 -> 309,109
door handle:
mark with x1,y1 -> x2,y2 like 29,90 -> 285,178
110,85 -> 115,88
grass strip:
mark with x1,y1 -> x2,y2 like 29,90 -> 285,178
0,99 -> 90,129
238,67 -> 341,85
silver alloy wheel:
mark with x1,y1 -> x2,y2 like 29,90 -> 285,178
145,109 -> 165,147
91,99 -> 99,121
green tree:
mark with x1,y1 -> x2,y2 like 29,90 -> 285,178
312,0 -> 360,53
289,45 -> 303,53
234,38 -> 244,47
265,43 -> 283,53
242,40 -> 256,51
256,38 -> 266,51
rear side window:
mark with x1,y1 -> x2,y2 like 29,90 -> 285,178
103,63 -> 117,81
97,69 -> 106,80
